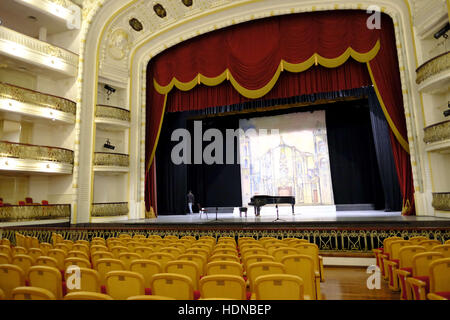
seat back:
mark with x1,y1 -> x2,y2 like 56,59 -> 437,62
64,257 -> 91,269
130,259 -> 162,288
281,254 -> 317,299
241,247 -> 268,258
64,292 -> 113,300
408,236 -> 428,245
0,264 -> 25,299
206,261 -> 243,277
178,253 -> 207,275
47,249 -> 66,270
28,266 -> 63,299
244,254 -> 275,270
91,251 -> 114,267
0,253 -> 10,264
418,240 -> 441,251
211,248 -> 238,257
200,275 -> 246,300
106,271 -> 145,300
254,274 -> 304,300
150,273 -> 194,300
272,247 -> 301,262
118,234 -> 132,240
429,258 -> 450,293
247,261 -> 286,291
39,243 -> 52,255
12,254 -> 34,276
146,242 -> 163,252
95,258 -> 126,285
431,245 -> 450,258
72,244 -> 90,256
12,287 -> 56,300
35,256 -> 59,269
390,240 -> 412,260
28,248 -> 43,262
382,236 -> 403,255
412,252 -> 444,277
160,247 -> 183,258
54,243 -> 70,254
67,250 -> 89,261
133,246 -> 154,259
126,241 -> 141,251
165,260 -> 201,290
164,235 -> 179,241
209,254 -> 240,263
187,247 -> 210,258
118,252 -> 141,269
0,245 -> 11,258
66,267 -> 101,293
148,252 -> 175,270
111,246 -> 130,258
293,243 -> 320,272
398,246 -> 427,269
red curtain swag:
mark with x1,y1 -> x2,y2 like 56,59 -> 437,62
145,11 -> 415,216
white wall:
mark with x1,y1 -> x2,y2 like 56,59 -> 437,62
95,128 -> 126,154
93,174 -> 127,203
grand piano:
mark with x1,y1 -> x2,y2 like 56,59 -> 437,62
248,195 -> 295,216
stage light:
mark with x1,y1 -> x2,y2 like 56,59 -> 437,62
103,139 -> 115,150
104,84 -> 116,101
444,102 -> 450,117
434,23 -> 449,39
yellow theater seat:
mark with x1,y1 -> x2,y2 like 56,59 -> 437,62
0,264 -> 25,299
130,259 -> 162,289
66,267 -> 102,294
12,287 -> 56,300
105,270 -> 145,300
206,261 -> 243,277
200,275 -> 247,300
254,274 -> 304,300
64,292 -> 114,300
28,266 -> 63,299
150,273 -> 194,300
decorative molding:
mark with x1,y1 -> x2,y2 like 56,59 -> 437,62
91,202 -> 129,217
432,192 -> 450,211
0,204 -> 71,222
96,104 -> 130,121
0,141 -> 74,164
416,51 -> 450,85
0,26 -> 78,76
0,82 -> 76,115
93,152 -> 129,167
424,120 -> 450,144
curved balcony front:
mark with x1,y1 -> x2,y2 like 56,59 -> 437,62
423,120 -> 450,153
0,204 -> 71,223
432,192 -> 450,212
416,51 -> 450,94
95,105 -> 130,131
0,26 -> 78,77
93,152 -> 129,173
0,141 -> 74,174
0,82 -> 76,123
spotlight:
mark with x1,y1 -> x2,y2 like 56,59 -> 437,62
103,139 -> 115,150
444,102 -> 450,117
434,23 -> 450,39
104,84 -> 116,101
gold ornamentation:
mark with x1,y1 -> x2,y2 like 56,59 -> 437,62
0,26 -> 78,68
96,105 -> 130,121
0,141 -> 74,164
0,204 -> 70,222
424,120 -> 450,144
154,4 -> 167,18
91,202 -> 129,217
0,82 -> 76,115
416,51 -> 450,84
108,29 -> 130,60
432,193 -> 450,211
93,152 -> 129,167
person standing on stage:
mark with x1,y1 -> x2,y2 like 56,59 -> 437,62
187,190 -> 195,215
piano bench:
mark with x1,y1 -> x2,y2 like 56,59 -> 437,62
239,207 -> 248,218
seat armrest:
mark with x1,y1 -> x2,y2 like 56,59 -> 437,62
406,278 -> 427,300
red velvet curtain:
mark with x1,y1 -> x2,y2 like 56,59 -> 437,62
145,11 -> 414,216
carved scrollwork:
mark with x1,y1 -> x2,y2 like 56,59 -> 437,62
424,120 -> 450,144
91,202 -> 129,217
96,105 -> 130,121
416,51 -> 450,85
0,204 -> 70,222
432,193 -> 450,211
0,141 -> 74,164
93,152 -> 129,167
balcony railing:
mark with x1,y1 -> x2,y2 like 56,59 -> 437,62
96,105 -> 130,122
0,141 -> 74,164
91,202 -> 129,217
93,152 -> 129,167
0,82 -> 76,115
432,193 -> 450,211
423,120 -> 450,144
0,26 -> 78,75
416,51 -> 450,85
0,204 -> 70,222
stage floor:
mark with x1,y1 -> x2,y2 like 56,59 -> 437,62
102,210 -> 450,228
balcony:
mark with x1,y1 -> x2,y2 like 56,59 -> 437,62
0,82 -> 76,124
93,152 -> 129,173
0,204 -> 70,222
0,141 -> 74,174
432,192 -> 450,212
95,105 -> 130,131
423,120 -> 450,153
0,26 -> 78,77
416,51 -> 450,94
91,202 -> 129,217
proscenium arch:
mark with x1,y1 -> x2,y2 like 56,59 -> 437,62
77,0 -> 426,222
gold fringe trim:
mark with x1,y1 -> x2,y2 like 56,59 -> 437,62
153,40 -> 381,100
366,62 -> 410,154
